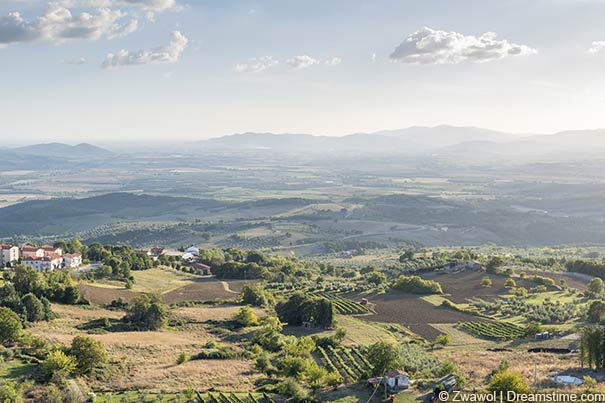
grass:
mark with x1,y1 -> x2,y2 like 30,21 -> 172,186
337,315 -> 402,345
0,360 -> 36,380
88,267 -> 200,294
131,267 -> 199,293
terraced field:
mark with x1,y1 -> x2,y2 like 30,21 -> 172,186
362,293 -> 480,341
458,321 -> 525,340
317,346 -> 372,383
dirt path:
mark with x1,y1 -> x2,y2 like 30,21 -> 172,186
220,281 -> 239,294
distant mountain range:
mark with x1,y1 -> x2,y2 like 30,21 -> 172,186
10,142 -> 113,157
198,125 -> 605,157
5,126 -> 605,158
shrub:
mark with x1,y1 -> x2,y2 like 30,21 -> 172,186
391,276 -> 442,294
233,306 -> 260,328
177,352 -> 190,365
42,350 -> 77,379
488,370 -> 530,394
0,382 -> 23,403
70,336 -> 108,373
0,307 -> 22,344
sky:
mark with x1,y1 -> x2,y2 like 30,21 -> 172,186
2,0 -> 605,144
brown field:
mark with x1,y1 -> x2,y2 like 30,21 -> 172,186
436,349 -> 584,391
80,278 -> 258,305
361,293 -> 480,341
422,271 -> 543,303
29,304 -> 260,392
161,279 -> 256,304
173,305 -> 266,322
79,284 -> 141,305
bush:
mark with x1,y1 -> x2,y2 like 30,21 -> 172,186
233,306 -> 260,328
0,382 -> 23,403
391,276 -> 442,294
488,370 -> 530,394
0,307 -> 23,343
276,378 -> 310,403
42,350 -> 77,380
70,336 -> 108,373
177,352 -> 190,365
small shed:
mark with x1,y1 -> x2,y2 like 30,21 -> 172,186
552,375 -> 583,386
185,246 -> 200,255
368,370 -> 410,393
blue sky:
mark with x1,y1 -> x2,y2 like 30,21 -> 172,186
2,0 -> 605,144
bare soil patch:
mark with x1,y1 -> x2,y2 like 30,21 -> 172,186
421,271 -> 537,303
79,283 -> 141,305
361,292 -> 479,341
161,279 -> 257,303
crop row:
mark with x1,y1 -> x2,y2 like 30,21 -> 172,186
312,292 -> 369,315
458,321 -> 524,340
318,346 -> 371,383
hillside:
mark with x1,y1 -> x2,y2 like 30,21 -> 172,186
12,142 -> 113,157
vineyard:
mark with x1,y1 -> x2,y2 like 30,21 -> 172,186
311,292 -> 369,315
458,321 -> 525,340
317,345 -> 372,383
94,391 -> 274,403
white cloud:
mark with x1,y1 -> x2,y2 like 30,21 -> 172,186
60,0 -> 177,13
234,56 -> 278,73
371,53 -> 377,62
588,41 -> 605,54
103,30 -> 188,68
325,57 -> 342,66
0,4 -> 137,46
62,57 -> 87,64
390,27 -> 536,64
287,55 -> 320,70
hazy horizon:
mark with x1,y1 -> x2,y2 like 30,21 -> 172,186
3,0 -> 605,143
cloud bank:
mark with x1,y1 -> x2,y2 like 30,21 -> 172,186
390,27 -> 536,64
234,56 -> 278,73
287,55 -> 320,69
103,30 -> 187,68
0,4 -> 137,46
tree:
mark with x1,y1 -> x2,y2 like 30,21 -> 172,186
366,342 -> 401,377
488,370 -> 530,395
325,372 -> 343,390
587,300 -> 605,323
504,278 -> 516,288
480,276 -> 493,288
486,256 -> 505,274
42,350 -> 77,380
399,250 -> 415,262
433,334 -> 451,348
524,322 -> 543,338
21,293 -> 45,322
128,294 -> 167,330
70,336 -> 108,373
0,307 -> 22,344
0,382 -> 23,403
233,306 -> 259,328
367,272 -> 387,286
589,278 -> 605,295
306,363 -> 328,392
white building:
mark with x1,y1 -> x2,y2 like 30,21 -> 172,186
22,253 -> 63,271
63,253 -> 83,268
41,245 -> 63,256
0,244 -> 20,267
21,245 -> 45,259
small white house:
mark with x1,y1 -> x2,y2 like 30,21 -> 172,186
22,254 -> 63,271
385,370 -> 410,390
185,246 -> 200,255
0,244 -> 20,267
63,253 -> 83,268
368,370 -> 410,393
